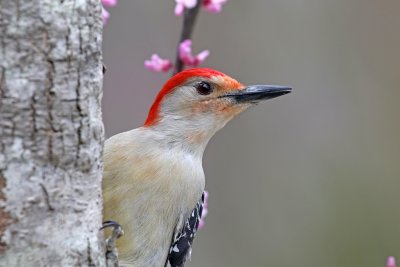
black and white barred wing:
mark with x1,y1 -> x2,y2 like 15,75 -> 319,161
165,193 -> 204,267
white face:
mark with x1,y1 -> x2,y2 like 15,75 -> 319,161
152,76 -> 249,154
163,77 -> 247,127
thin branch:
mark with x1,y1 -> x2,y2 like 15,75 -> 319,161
173,1 -> 202,75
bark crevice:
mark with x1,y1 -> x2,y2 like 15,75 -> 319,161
0,172 -> 13,253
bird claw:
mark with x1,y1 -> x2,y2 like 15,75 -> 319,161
101,220 -> 124,267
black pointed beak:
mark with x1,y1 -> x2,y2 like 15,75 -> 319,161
220,85 -> 292,103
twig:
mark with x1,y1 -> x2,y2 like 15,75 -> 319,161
173,1 -> 202,75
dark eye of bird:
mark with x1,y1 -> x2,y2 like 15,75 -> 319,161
195,81 -> 213,95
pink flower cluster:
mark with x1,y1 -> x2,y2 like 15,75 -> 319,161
202,0 -> 228,13
387,257 -> 397,267
145,54 -> 173,72
102,0 -> 118,24
179,40 -> 210,67
145,0 -> 228,73
144,39 -> 209,73
175,0 -> 228,16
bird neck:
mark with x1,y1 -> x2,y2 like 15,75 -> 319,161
141,118 -> 224,158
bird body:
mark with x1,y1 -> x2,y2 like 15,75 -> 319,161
103,127 -> 204,266
102,68 -> 291,267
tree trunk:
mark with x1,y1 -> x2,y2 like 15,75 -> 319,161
0,0 -> 105,266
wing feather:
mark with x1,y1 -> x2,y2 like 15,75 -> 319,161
165,193 -> 204,267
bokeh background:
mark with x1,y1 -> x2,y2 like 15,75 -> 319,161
102,1 -> 400,266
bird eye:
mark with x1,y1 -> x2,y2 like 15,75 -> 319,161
195,81 -> 213,95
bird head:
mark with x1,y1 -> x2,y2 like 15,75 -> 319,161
144,68 -> 291,153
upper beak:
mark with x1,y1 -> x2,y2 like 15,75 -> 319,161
220,85 -> 292,103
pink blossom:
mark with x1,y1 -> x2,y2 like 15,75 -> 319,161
144,54 -> 173,72
198,191 -> 209,230
102,7 -> 110,24
102,0 -> 118,7
174,0 -> 197,16
179,39 -> 209,67
203,0 -> 228,13
387,257 -> 397,267
101,0 -> 117,24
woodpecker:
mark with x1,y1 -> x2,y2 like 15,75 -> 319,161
102,68 -> 291,267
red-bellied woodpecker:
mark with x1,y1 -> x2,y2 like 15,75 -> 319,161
102,68 -> 291,267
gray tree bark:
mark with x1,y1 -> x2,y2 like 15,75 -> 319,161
0,0 -> 105,266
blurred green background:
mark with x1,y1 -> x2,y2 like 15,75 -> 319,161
102,1 -> 400,266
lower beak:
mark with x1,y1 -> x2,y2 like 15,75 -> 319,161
220,85 -> 292,103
